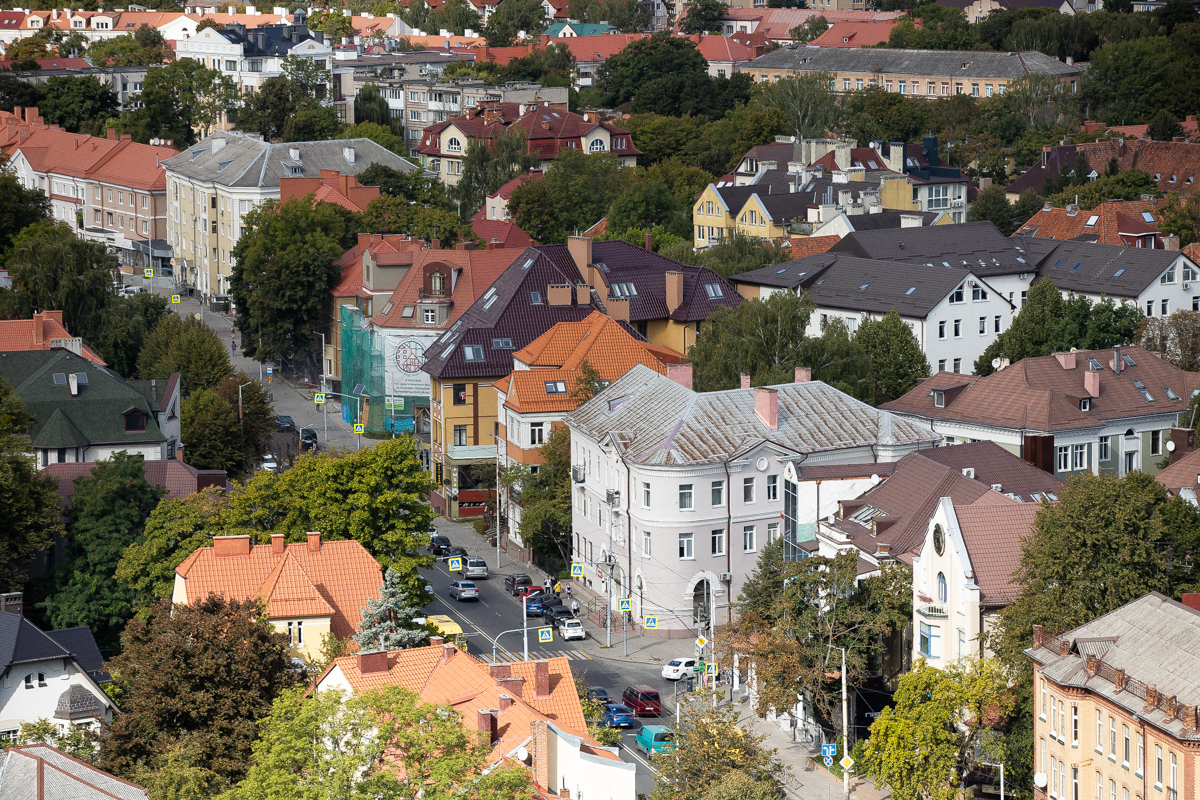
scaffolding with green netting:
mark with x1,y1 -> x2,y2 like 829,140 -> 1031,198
340,304 -> 388,435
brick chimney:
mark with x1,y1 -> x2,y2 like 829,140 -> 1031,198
665,272 -> 683,315
533,659 -> 550,699
546,284 -> 573,306
430,636 -> 444,647
740,372 -> 751,389
606,297 -> 630,322
358,650 -> 388,675
498,676 -> 526,696
476,709 -> 496,745
531,720 -> 550,787
213,535 -> 252,557
1146,684 -> 1160,710
271,533 -> 285,554
306,531 -> 321,552
489,663 -> 512,680
498,693 -> 513,712
1182,593 -> 1200,612
1084,369 -> 1101,398
754,387 -> 778,430
795,366 -> 811,383
1054,351 -> 1076,370
441,641 -> 456,662
0,592 -> 22,616
667,363 -> 693,390
567,236 -> 592,276
32,312 -> 44,347
176,443 -> 184,462
645,231 -> 653,251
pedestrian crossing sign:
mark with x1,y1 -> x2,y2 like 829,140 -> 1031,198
643,616 -> 658,629
705,662 -> 718,677
314,393 -> 325,404
448,556 -> 463,572
570,563 -> 584,578
170,295 -> 180,304
538,627 -> 553,643
618,598 -> 631,612
354,424 -> 364,433
143,268 -> 153,278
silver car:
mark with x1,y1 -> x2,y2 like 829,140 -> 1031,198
448,580 -> 479,601
465,557 -> 488,579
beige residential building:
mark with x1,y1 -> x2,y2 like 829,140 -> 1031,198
161,131 -> 421,300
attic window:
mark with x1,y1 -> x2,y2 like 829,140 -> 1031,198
1085,215 -> 1099,227
483,295 -> 498,310
1142,212 -> 1156,223
776,268 -> 788,274
285,164 -> 302,177
611,282 -> 637,297
859,283 -> 870,291
905,287 -> 916,295
1189,178 -> 1195,185
401,306 -> 415,318
442,345 -> 455,359
217,159 -> 235,171
1133,380 -> 1154,402
522,258 -> 534,270
545,380 -> 567,394
934,390 -> 945,408
1155,174 -> 1161,181
704,283 -> 724,299
1165,387 -> 1181,401
1080,398 -> 1091,412
1070,262 -> 1082,272
530,291 -> 542,304
1170,175 -> 1177,183
596,262 -> 609,272
1122,353 -> 1136,367
124,409 -> 146,432
464,345 -> 484,361
52,373 -> 67,385
1016,257 -> 1027,263
1087,357 -> 1103,370
1051,258 -> 1063,269
492,338 -> 514,349
381,302 -> 394,316
941,261 -> 951,268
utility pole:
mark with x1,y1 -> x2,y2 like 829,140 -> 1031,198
523,594 -> 529,661
841,646 -> 849,800
604,489 -> 619,648
238,381 -> 252,420
311,329 -> 327,393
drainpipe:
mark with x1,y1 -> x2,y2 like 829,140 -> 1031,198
724,460 -> 732,626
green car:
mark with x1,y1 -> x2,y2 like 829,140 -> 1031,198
635,725 -> 674,756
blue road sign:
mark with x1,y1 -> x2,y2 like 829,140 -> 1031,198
822,744 -> 837,757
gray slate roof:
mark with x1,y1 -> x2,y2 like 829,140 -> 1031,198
0,351 -> 166,449
1034,238 -> 1185,298
840,209 -> 942,232
1026,593 -> 1200,741
564,363 -> 938,465
0,745 -> 147,800
829,221 -> 1042,277
161,132 -> 419,189
746,46 -> 1080,79
44,627 -> 107,682
0,613 -> 71,668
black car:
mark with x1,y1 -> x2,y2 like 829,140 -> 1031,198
504,573 -> 533,596
542,606 -> 574,625
276,415 -> 296,431
442,547 -> 468,561
428,536 -> 452,555
587,687 -> 612,705
300,429 -> 318,451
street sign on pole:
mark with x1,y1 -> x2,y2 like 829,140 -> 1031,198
354,424 -> 364,433
537,627 -> 553,643
570,563 -> 584,578
447,557 -> 463,572
695,635 -> 708,649
824,756 -> 834,768
840,756 -> 855,771
705,662 -> 718,677
821,744 -> 838,758
267,366 -> 273,376
643,616 -> 658,629
618,598 -> 631,612
170,295 -> 180,304
314,393 -> 326,404
144,268 -> 153,278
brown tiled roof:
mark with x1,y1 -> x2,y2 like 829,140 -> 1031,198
490,169 -> 542,200
917,440 -> 1064,502
809,19 -> 900,47
1005,144 -> 1078,196
370,247 -> 525,331
794,462 -> 897,480
882,347 -> 1200,434
468,210 -> 535,249
416,105 -> 639,162
1153,447 -> 1200,494
174,537 -> 381,639
784,236 -> 841,257
955,502 -> 1041,605
1076,139 -> 1200,194
1014,199 -> 1162,247
44,459 -> 226,509
280,170 -> 380,214
0,311 -> 105,365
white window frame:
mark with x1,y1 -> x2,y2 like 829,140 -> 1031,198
679,484 -> 693,510
678,532 -> 694,559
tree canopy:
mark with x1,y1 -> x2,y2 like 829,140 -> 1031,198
0,377 -> 60,593
597,32 -> 707,107
507,149 -> 627,244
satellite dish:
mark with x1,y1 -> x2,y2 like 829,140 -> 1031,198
1168,440 -> 1177,452
991,357 -> 1001,369
1034,773 -> 1048,789
870,474 -> 881,486
517,745 -> 529,762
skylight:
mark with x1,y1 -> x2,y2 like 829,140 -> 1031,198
1142,211 -> 1155,223
612,282 -> 637,297
464,345 -> 484,361
1051,258 -> 1063,269
942,261 -> 951,268
1087,357 -> 1103,370
483,295 -> 497,310
401,306 -> 415,318
1114,268 -> 1125,277
1016,257 -> 1026,263
381,302 -> 394,316
1071,262 -> 1082,272
442,344 -> 456,359
530,291 -> 542,304
1085,215 -> 1099,227
704,283 -> 724,299
596,262 -> 609,272
1122,353 -> 1136,367
1165,387 -> 1181,401
776,268 -> 788,274
522,258 -> 534,270
859,283 -> 870,291
545,380 -> 567,394
1133,380 -> 1154,402
492,338 -> 514,349
905,287 -> 916,295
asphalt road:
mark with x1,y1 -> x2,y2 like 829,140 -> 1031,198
419,542 -> 697,798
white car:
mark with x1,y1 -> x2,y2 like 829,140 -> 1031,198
661,657 -> 698,680
260,454 -> 279,473
559,619 -> 586,641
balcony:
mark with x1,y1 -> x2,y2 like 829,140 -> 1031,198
577,76 -> 594,87
917,603 -> 949,619
448,444 -> 499,461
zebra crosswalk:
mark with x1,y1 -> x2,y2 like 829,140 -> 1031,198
480,649 -> 594,664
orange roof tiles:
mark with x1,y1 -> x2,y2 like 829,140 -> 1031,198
175,536 -> 382,639
681,34 -> 755,63
1014,199 -> 1163,247
500,311 -> 684,414
783,235 -> 840,258
370,247 -> 526,330
281,170 -> 381,214
0,311 -> 106,365
809,19 -> 901,47
1077,139 -> 1200,194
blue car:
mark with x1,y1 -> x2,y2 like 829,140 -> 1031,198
525,593 -> 563,616
601,704 -> 636,729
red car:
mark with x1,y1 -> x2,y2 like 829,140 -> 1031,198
621,685 -> 662,717
516,584 -> 546,599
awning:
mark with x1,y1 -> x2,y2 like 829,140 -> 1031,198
131,239 -> 174,259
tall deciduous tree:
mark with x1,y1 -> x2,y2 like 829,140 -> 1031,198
43,453 -> 166,646
689,291 -> 814,392
481,0 -> 547,46
234,76 -> 297,140
0,153 -> 49,256
137,313 -> 233,395
1137,310 -> 1200,371
92,293 -> 171,379
352,567 -> 429,652
597,31 -> 707,107
1011,188 -> 1045,229
649,690 -> 782,800
282,100 -> 344,142
214,370 -> 276,472
118,58 -> 238,147
38,76 -> 119,135
362,194 -> 469,246
515,425 -> 573,569
507,149 -> 627,244
863,658 -> 1015,800
100,596 -> 298,787
967,184 -> 1016,235
231,197 -> 357,362
451,128 -> 540,219
855,309 -> 930,405
181,389 -> 247,478
0,378 -> 60,593
680,0 -> 728,33
358,163 -> 451,209
755,71 -> 840,139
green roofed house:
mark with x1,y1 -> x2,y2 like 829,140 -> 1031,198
0,351 -> 181,467
543,21 -> 621,37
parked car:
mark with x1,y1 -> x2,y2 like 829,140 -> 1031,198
504,573 -> 533,596
525,594 -> 562,616
542,606 -> 573,625
587,687 -> 612,704
621,685 -> 662,717
465,556 -> 488,579
448,580 -> 479,601
300,428 -> 318,451
661,657 -> 698,681
259,454 -> 278,473
558,618 -> 586,641
428,536 -> 452,555
424,614 -> 463,637
442,547 -> 468,561
635,725 -> 674,755
601,704 -> 636,729
121,285 -> 147,296
275,415 -> 296,431
515,583 -> 544,599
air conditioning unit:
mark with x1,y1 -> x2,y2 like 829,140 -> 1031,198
719,572 -> 733,582
571,465 -> 585,483
962,467 -> 975,479
1185,282 -> 1191,290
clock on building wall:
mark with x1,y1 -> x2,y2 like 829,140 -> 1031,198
933,524 -> 945,556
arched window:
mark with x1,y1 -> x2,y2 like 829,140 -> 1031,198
937,572 -> 947,603
446,136 -> 462,153
589,138 -> 606,153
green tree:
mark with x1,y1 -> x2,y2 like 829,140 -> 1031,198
137,313 -> 234,396
234,76 -> 297,140
855,309 -> 930,405
608,178 -> 688,238
358,162 -> 451,210
91,292 -> 171,379
195,18 -> 226,31
100,596 -> 299,788
87,25 -> 171,66
353,82 -> 390,126
507,148 -> 627,244
230,197 -> 356,362
1148,108 -> 1186,141
283,100 -> 344,142
1011,188 -> 1045,229
0,153 -> 49,257
0,377 -> 60,592
973,278 -> 1065,374
42,453 -> 166,645
17,719 -> 98,764
434,0 -> 483,35
790,15 -> 828,43
680,0 -> 728,34
214,370 -> 275,474
0,74 -> 46,123
1136,310 -> 1200,371
863,658 -> 1014,800
755,71 -> 840,140
689,291 -> 813,391
337,121 -> 407,155
482,0 -> 547,46
225,685 -> 537,800
1048,168 -> 1158,210
38,76 -> 119,135
650,690 -> 782,800
1082,37 -> 1172,125
597,31 -> 707,107
967,184 -> 1016,236
352,567 -> 430,651
2,221 -> 118,344
181,389 -> 247,478
451,127 -> 540,219
797,317 -> 874,402
515,425 -> 573,570
308,8 -> 354,38
362,194 -> 468,246
119,58 -> 238,147
704,770 -> 783,800
281,53 -> 332,99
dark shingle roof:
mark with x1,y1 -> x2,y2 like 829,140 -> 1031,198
917,440 -> 1064,502
840,209 -> 942,231
830,221 -> 1042,276
1032,238 -> 1186,298
44,627 -> 107,681
0,613 -> 70,668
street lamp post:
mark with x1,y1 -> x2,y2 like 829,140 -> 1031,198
979,761 -> 1004,800
482,431 -> 503,572
826,644 -> 850,800
604,489 -> 620,649
237,381 -> 253,420
311,329 -> 326,393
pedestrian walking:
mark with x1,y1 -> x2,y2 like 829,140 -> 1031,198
571,599 -> 580,617
565,584 -> 572,600
553,580 -> 562,594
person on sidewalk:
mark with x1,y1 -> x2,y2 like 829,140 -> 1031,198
571,599 -> 580,617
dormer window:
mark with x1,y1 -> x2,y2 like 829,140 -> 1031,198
124,410 -> 146,432
430,273 -> 444,296
446,136 -> 462,153
934,390 -> 945,407
1080,398 -> 1091,412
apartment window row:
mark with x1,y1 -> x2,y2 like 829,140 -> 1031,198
673,526 -> 772,560
679,476 -> 779,509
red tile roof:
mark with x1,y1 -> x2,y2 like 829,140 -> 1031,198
490,169 -> 542,200
369,247 -> 526,330
44,460 -> 226,508
0,311 -> 105,365
954,502 -> 1041,605
557,33 -> 649,62
1153,447 -> 1200,495
680,34 -> 754,63
1077,139 -> 1200,194
809,19 -> 900,47
0,57 -> 91,70
1014,199 -> 1163,247
416,105 -> 639,162
721,7 -> 906,41
174,536 -> 382,640
469,210 -> 535,249
783,235 -> 841,257
281,170 -> 381,214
